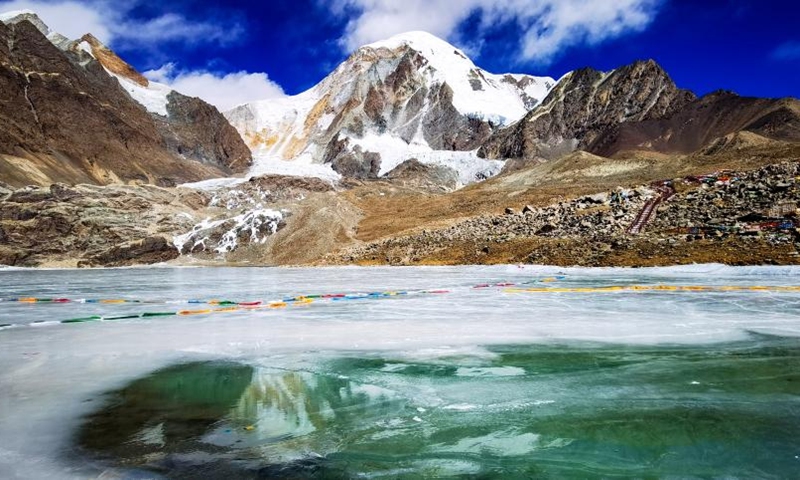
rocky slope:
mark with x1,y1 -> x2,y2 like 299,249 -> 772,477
335,160 -> 800,267
587,91 -> 800,157
226,31 -> 554,182
0,12 -> 250,187
478,60 -> 696,160
0,182 -> 198,267
0,176 -> 305,267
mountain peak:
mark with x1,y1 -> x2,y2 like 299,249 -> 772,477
77,33 -> 149,87
364,31 -> 463,52
361,31 -> 477,68
1,10 -> 51,36
0,9 -> 39,22
1,10 -> 72,51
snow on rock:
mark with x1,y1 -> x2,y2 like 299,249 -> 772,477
248,152 -> 342,183
0,10 -> 71,48
209,187 -> 271,211
110,72 -> 173,116
0,9 -> 36,21
365,31 -> 554,124
224,31 -> 556,188
349,132 -> 503,185
173,209 -> 284,255
179,152 -> 341,193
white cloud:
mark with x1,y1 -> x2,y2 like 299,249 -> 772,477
0,0 -> 241,48
327,0 -> 662,65
145,64 -> 286,112
0,0 -> 110,40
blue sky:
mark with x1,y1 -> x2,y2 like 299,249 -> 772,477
1,0 -> 797,110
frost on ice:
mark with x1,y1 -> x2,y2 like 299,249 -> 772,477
173,209 -> 284,255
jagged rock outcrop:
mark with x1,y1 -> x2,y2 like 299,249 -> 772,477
479,60 -> 696,160
76,33 -> 149,86
79,236 -> 179,268
155,91 -> 253,175
587,91 -> 800,157
0,13 -> 251,187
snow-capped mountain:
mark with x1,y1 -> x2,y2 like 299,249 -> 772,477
225,31 -> 555,184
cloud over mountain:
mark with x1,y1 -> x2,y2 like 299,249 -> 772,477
327,0 -> 662,64
145,64 -> 286,112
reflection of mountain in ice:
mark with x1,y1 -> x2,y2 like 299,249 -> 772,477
203,369 -> 403,459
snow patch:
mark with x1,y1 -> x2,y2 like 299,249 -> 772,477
248,152 -> 342,183
173,209 -> 283,255
110,72 -> 173,116
348,133 -> 503,185
179,153 -> 341,193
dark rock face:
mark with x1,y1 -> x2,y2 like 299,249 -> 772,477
79,236 -> 179,267
479,60 -> 696,160
157,92 -> 252,174
324,136 -> 381,179
587,92 -> 800,157
421,83 -> 494,151
330,148 -> 382,179
0,17 -> 250,187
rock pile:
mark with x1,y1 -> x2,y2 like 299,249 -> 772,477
340,161 -> 800,265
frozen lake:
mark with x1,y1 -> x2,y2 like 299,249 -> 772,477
1,265 -> 799,478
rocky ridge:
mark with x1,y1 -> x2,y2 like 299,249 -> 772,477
479,60 -> 696,160
0,13 -> 251,187
588,92 -> 800,157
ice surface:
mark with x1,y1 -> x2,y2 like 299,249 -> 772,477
1,264 -> 800,478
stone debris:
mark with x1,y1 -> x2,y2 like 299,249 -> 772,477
341,161 -> 800,265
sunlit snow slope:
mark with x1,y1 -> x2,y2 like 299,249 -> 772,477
226,31 -> 556,185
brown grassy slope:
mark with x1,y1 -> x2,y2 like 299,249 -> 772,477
342,139 -> 800,246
